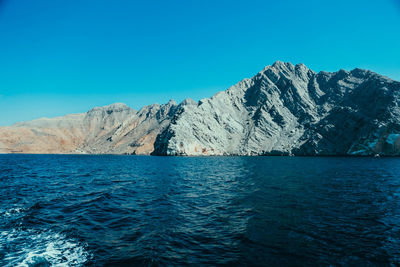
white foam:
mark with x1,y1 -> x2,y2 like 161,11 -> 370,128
1,229 -> 91,266
1,207 -> 25,218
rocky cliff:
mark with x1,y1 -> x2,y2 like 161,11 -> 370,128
1,61 -> 400,156
153,61 -> 400,156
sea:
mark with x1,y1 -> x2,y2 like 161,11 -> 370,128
1,155 -> 400,266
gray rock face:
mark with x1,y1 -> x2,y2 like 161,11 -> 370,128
1,61 -> 399,156
153,61 -> 400,156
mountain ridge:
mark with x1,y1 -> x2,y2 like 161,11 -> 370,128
1,61 -> 400,156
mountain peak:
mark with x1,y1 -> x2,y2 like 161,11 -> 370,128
166,99 -> 177,106
258,61 -> 312,82
271,60 -> 294,69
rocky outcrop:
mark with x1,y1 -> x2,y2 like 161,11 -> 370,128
1,61 -> 400,156
152,61 -> 400,156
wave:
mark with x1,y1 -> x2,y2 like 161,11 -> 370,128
1,229 -> 91,266
0,207 -> 26,218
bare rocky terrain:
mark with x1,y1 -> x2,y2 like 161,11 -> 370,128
0,102 -> 181,154
1,61 -> 400,156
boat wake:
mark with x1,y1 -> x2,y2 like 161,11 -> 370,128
1,206 -> 91,266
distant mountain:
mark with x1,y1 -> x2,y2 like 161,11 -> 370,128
1,61 -> 400,156
0,101 -> 183,154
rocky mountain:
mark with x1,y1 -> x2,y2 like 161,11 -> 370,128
0,101 -> 182,154
1,61 -> 400,156
153,61 -> 400,156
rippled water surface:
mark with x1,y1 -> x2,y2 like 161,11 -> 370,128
1,155 -> 400,266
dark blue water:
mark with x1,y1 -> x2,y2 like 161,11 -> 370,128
1,155 -> 400,266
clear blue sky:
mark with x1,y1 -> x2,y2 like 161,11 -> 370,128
1,0 -> 399,125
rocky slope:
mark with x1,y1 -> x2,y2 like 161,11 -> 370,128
1,61 -> 400,156
0,101 -> 182,154
153,61 -> 400,156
